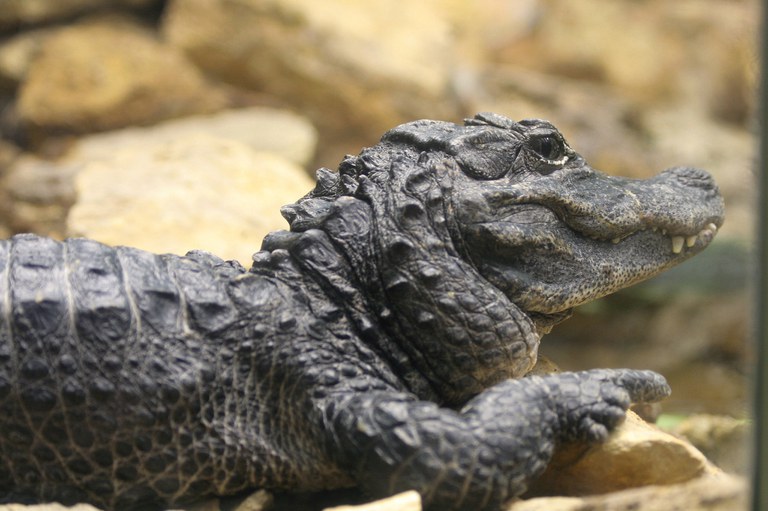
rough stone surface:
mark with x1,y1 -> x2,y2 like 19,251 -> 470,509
324,491 -> 421,511
526,411 -> 713,497
0,154 -> 78,237
232,490 -> 274,511
1,107 -> 317,246
16,16 -> 228,143
0,0 -> 160,30
162,0 -> 461,160
672,414 -> 749,475
0,505 -> 101,511
499,0 -> 756,112
70,107 -> 318,168
67,133 -> 314,264
0,28 -> 49,90
507,474 -> 746,511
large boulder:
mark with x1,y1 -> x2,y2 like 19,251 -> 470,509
0,0 -> 160,30
507,475 -> 745,511
525,411 -> 714,497
70,107 -> 318,168
67,133 -> 314,265
162,0 -> 461,164
15,16 -> 228,144
2,107 -> 317,247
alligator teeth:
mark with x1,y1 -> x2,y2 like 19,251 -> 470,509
669,223 -> 719,255
671,236 -> 685,254
611,237 -> 621,244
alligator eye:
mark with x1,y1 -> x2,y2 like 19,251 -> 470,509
529,135 -> 565,162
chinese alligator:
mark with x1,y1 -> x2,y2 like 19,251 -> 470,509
0,113 -> 724,511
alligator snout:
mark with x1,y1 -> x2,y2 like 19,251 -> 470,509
661,166 -> 720,193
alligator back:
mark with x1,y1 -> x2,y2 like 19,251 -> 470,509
0,234 -> 250,508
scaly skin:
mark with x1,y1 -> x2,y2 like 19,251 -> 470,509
0,113 -> 724,510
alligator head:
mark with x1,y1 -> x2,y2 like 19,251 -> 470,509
376,112 -> 725,329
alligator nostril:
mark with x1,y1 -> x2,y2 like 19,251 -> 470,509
663,166 -> 718,191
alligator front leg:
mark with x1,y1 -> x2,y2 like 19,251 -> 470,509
325,369 -> 670,511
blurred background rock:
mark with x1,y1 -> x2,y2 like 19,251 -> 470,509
0,0 -> 757,473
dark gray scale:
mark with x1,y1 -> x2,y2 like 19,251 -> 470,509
65,238 -> 133,365
167,253 -> 238,335
7,236 -> 72,417
115,247 -> 184,339
0,239 -> 11,401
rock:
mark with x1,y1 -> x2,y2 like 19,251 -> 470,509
0,504 -> 101,511
15,16 -> 228,144
184,499 -> 221,511
0,154 -> 78,238
324,491 -> 421,511
67,133 -> 315,265
162,0 -> 461,165
496,0 -> 756,121
0,0 -> 160,31
0,28 -> 49,91
507,474 -> 746,511
525,411 -> 714,497
1,107 -> 316,244
0,138 -> 19,172
232,490 -> 273,511
71,107 -> 317,168
500,0 -> 680,100
672,414 -> 749,475
441,0 -> 540,67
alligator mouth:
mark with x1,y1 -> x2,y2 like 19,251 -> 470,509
593,221 -> 720,255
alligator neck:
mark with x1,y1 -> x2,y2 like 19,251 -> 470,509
316,191 -> 541,405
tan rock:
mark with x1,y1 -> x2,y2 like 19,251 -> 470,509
16,16 -> 227,143
71,107 -> 317,168
183,498 -> 221,511
1,107 -> 315,242
507,474 -> 746,511
1,154 -> 78,237
672,414 -> 749,474
231,490 -> 274,511
500,0 -> 679,100
0,0 -> 158,29
0,28 -> 49,90
67,133 -> 315,265
324,491 -> 421,511
441,0 -> 540,56
163,0 -> 460,159
526,411 -> 713,497
0,504 -> 101,511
